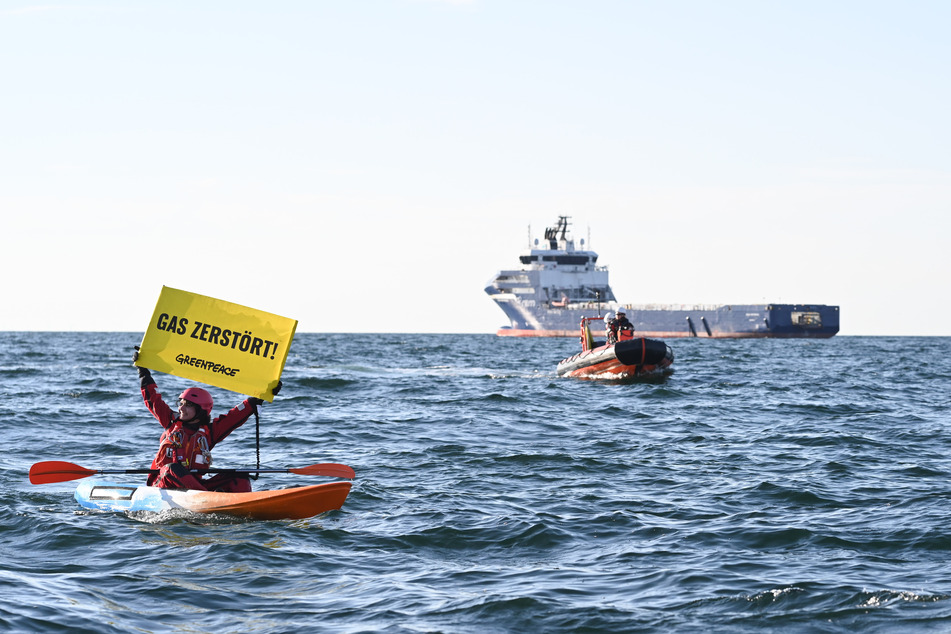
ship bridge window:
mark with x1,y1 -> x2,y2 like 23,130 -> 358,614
554,256 -> 589,265
519,255 -> 538,264
791,312 -> 822,328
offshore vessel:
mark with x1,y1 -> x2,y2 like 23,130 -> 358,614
484,216 -> 839,338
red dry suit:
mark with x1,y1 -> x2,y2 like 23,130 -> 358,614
140,380 -> 258,492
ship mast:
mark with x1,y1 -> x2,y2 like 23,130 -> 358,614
544,216 -> 572,249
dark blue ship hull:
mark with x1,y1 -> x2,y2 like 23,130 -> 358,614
494,303 -> 839,338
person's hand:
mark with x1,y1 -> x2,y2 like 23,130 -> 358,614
133,346 -> 153,382
248,397 -> 264,407
272,380 -> 283,397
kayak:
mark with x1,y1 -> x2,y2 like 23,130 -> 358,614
74,479 -> 352,520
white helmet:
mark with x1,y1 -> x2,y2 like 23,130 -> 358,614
603,312 -> 614,324
615,306 -> 627,315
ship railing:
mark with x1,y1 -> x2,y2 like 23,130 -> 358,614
622,303 -> 726,312
547,299 -> 612,309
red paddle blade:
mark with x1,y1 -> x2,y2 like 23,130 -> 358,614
289,463 -> 355,479
29,461 -> 97,484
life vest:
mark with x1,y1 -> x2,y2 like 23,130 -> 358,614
616,316 -> 635,341
154,420 -> 213,471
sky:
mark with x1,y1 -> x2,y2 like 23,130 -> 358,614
1,1 -> 948,336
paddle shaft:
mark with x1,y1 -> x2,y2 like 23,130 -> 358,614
29,460 -> 355,484
41,466 -> 307,476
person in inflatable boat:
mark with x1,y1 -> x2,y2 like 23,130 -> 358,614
614,308 -> 635,341
133,348 -> 281,492
604,312 -> 618,344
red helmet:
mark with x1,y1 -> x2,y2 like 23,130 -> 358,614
180,387 -> 214,415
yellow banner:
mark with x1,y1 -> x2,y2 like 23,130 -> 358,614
136,286 -> 297,401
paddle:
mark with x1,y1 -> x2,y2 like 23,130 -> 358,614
29,460 -> 355,485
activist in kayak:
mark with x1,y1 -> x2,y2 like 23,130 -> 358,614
134,348 -> 281,492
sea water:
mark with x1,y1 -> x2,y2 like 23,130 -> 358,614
2,332 -> 951,633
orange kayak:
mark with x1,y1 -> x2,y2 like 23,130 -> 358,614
74,479 -> 352,520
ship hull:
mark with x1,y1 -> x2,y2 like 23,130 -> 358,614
492,303 -> 839,338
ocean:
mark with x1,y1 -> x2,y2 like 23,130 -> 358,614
3,332 -> 951,633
